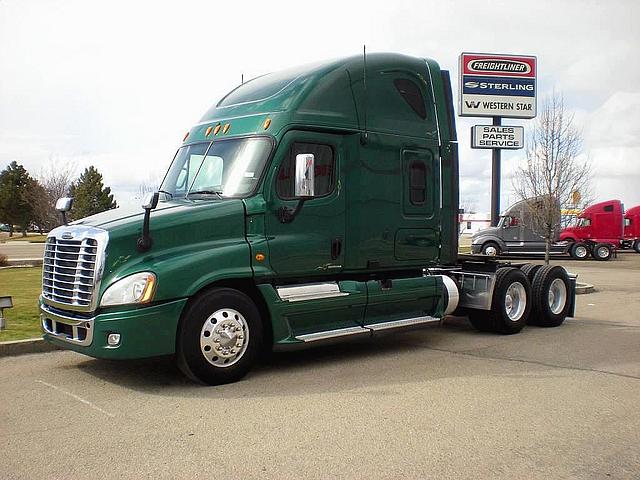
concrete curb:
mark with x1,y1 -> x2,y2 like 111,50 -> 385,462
0,338 -> 61,357
575,282 -> 595,294
6,258 -> 43,267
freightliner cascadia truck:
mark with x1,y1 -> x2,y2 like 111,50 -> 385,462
41,54 -> 576,385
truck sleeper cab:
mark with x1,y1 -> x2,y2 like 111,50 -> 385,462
41,54 -> 576,385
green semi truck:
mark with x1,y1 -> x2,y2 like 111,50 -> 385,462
40,53 -> 575,385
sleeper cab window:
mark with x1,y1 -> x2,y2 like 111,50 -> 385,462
409,160 -> 427,205
394,78 -> 427,120
276,142 -> 335,199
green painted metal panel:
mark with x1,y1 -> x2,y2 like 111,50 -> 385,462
365,276 -> 441,325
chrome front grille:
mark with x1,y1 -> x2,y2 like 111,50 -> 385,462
41,225 -> 108,312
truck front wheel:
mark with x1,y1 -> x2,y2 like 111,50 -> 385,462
177,288 -> 263,385
481,242 -> 501,256
634,241 -> 640,254
528,265 -> 571,327
468,267 -> 531,335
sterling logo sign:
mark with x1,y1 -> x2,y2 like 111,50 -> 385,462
459,53 -> 537,119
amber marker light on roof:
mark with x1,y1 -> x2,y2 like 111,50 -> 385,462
255,253 -> 265,262
223,123 -> 230,134
213,124 -> 221,135
205,126 -> 213,136
263,118 -> 272,130
183,131 -> 190,141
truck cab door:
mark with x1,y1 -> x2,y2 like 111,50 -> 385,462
264,130 -> 346,278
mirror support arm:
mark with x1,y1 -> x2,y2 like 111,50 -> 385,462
278,198 -> 310,224
137,192 -> 159,252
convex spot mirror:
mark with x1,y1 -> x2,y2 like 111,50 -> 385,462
142,192 -> 159,210
55,197 -> 73,212
294,153 -> 315,198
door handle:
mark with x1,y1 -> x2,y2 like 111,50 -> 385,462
331,238 -> 342,260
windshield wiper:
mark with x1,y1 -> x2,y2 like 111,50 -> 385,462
158,189 -> 174,199
187,190 -> 223,199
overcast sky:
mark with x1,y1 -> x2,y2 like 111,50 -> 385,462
1,0 -> 639,213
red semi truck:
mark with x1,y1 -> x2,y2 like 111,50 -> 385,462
560,199 -> 640,255
624,205 -> 640,253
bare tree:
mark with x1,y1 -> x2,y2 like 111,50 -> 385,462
513,93 -> 593,264
35,159 -> 76,230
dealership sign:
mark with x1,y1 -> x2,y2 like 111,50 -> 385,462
459,53 -> 537,118
471,125 -> 524,149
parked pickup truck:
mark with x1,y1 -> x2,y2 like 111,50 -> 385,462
471,198 -> 615,261
41,53 -> 576,385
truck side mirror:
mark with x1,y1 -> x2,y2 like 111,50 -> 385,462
137,192 -> 160,252
294,153 -> 315,198
279,154 -> 315,224
56,197 -> 73,225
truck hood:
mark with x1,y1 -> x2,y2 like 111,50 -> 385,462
70,201 -> 182,230
472,227 -> 500,243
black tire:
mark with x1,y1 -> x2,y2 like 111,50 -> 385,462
176,288 -> 263,385
634,240 -> 640,254
468,267 -> 531,334
570,242 -> 590,259
468,311 -> 493,332
592,243 -> 613,261
481,241 -> 501,257
528,265 -> 571,327
520,263 -> 542,283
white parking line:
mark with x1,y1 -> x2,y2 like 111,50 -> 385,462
36,379 -> 115,418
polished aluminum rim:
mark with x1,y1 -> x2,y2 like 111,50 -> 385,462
574,245 -> 587,258
200,308 -> 249,368
596,246 -> 610,258
505,282 -> 526,321
548,278 -> 567,315
484,245 -> 498,256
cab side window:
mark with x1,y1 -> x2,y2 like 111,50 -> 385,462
276,142 -> 335,199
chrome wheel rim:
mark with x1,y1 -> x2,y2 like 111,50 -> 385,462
484,245 -> 498,256
200,308 -> 249,368
504,282 -> 526,321
548,278 -> 567,315
575,245 -> 587,258
597,246 -> 609,258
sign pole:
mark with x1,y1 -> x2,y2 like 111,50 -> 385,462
490,116 -> 502,226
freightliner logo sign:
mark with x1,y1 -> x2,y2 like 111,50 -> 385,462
459,53 -> 537,119
471,125 -> 524,149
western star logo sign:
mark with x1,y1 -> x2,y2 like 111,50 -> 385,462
459,53 -> 537,119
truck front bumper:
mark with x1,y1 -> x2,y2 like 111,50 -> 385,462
470,244 -> 482,254
41,298 -> 188,359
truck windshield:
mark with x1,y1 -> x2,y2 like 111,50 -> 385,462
160,137 -> 272,199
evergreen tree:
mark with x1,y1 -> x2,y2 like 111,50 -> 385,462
69,166 -> 117,220
0,161 -> 36,236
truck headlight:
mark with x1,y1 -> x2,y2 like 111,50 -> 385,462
100,272 -> 157,307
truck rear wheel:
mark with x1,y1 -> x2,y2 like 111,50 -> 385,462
570,242 -> 590,259
177,288 -> 263,385
593,243 -> 613,261
468,267 -> 531,335
520,263 -> 541,283
528,265 -> 571,327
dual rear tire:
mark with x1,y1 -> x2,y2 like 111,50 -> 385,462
468,264 -> 571,334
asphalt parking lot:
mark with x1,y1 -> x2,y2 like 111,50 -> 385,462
2,254 -> 639,479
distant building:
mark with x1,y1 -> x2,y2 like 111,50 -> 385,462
459,213 -> 491,235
